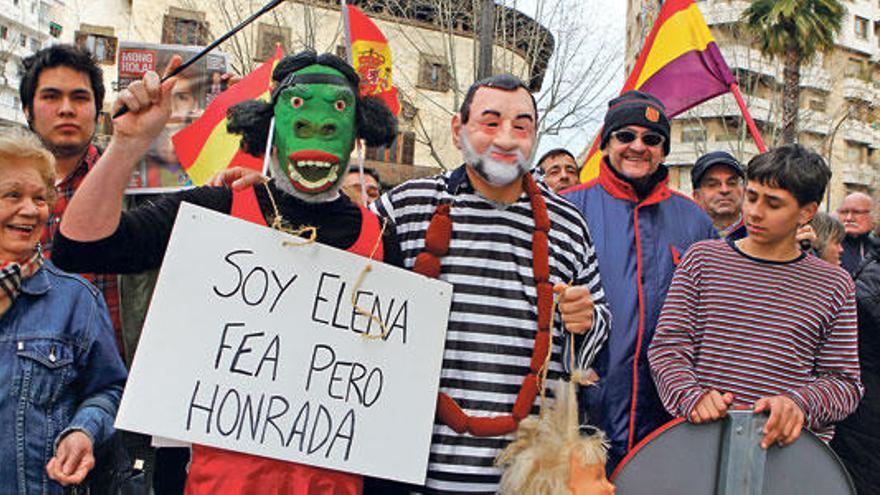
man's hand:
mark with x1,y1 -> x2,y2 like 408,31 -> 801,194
221,72 -> 242,87
206,166 -> 267,190
754,395 -> 804,449
796,224 -> 817,250
690,390 -> 734,424
46,431 -> 95,486
554,284 -> 593,334
110,55 -> 182,155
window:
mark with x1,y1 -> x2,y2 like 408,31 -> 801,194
256,23 -> 290,61
162,8 -> 209,46
417,54 -> 449,92
19,33 -> 26,47
74,30 -> 117,64
808,97 -> 827,112
845,57 -> 864,77
0,25 -> 7,40
365,131 -> 416,165
715,119 -> 740,142
854,16 -> 868,40
29,37 -> 39,52
847,142 -> 863,163
681,124 -> 707,143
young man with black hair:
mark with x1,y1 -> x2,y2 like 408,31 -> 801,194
648,144 -> 863,450
536,147 -> 578,193
18,45 -> 123,342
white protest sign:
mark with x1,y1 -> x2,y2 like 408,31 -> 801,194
116,202 -> 452,485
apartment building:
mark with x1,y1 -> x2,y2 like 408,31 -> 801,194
626,0 -> 879,208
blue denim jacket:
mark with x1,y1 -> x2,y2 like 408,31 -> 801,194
0,261 -> 127,494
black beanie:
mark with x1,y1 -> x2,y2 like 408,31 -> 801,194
600,90 -> 670,155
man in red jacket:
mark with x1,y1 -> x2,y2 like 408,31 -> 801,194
53,51 -> 400,494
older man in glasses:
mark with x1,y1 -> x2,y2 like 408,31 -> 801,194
836,192 -> 878,276
564,90 -> 716,471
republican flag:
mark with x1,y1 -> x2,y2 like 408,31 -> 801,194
173,45 -> 284,185
579,0 -> 736,182
343,4 -> 400,115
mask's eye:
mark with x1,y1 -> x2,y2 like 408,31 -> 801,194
335,100 -> 346,111
291,96 -> 304,108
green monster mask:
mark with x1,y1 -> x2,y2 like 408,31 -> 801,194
272,65 -> 357,195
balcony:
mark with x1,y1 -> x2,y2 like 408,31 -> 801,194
720,45 -> 778,79
842,77 -> 876,104
665,140 -> 760,167
679,93 -> 775,122
799,67 -> 833,92
699,1 -> 749,26
843,119 -> 875,145
799,111 -> 831,136
842,163 -> 878,187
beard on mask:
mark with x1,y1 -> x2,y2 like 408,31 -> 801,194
459,129 -> 532,187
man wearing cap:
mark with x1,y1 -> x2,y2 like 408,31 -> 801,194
563,90 -> 716,470
692,151 -> 747,240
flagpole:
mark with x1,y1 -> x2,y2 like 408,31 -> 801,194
340,0 -> 367,205
729,83 -> 767,153
341,0 -> 353,63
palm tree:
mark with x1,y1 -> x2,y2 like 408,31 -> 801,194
741,0 -> 845,144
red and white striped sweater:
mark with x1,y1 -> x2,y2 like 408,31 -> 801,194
648,239 -> 863,440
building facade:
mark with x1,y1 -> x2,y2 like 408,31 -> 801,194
0,0 -> 65,126
52,0 -> 552,185
626,0 -> 879,208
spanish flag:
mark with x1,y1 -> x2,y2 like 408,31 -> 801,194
344,4 -> 400,115
579,0 -> 735,182
173,46 -> 284,185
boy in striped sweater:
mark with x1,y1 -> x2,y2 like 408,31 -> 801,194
648,144 -> 863,449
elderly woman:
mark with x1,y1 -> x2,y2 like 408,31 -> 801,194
0,128 -> 127,493
810,211 -> 847,266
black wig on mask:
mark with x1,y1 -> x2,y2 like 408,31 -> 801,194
227,50 -> 397,157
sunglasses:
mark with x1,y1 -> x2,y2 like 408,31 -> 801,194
611,129 -> 666,147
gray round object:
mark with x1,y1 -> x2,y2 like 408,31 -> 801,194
611,412 -> 855,494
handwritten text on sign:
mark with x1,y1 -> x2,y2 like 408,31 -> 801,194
115,203 -> 452,485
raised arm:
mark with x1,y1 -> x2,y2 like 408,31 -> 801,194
59,58 -> 180,241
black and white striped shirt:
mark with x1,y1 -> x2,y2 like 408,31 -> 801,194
372,167 -> 609,494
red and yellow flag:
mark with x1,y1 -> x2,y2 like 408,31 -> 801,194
579,0 -> 735,182
173,46 -> 284,185
344,5 -> 400,115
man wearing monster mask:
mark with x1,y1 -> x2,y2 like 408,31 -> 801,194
51,51 -> 402,493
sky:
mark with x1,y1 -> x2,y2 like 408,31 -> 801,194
501,0 -> 628,157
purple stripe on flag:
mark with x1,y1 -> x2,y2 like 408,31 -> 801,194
637,42 -> 736,117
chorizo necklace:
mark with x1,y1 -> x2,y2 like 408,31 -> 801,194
412,172 -> 552,437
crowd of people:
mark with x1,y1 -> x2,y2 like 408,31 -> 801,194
1,43 -> 878,495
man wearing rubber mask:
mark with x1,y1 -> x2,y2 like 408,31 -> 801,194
370,74 -> 611,493
52,51 -> 401,493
